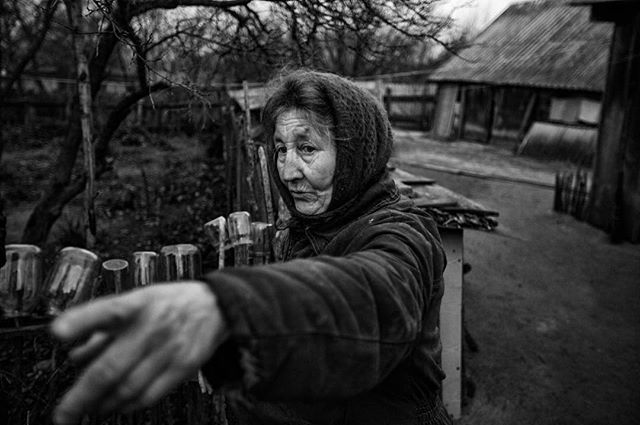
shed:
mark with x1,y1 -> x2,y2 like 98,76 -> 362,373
429,0 -> 613,150
572,0 -> 640,243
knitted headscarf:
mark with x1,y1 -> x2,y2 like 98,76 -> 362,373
262,70 -> 393,223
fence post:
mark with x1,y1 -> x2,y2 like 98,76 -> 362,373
384,87 -> 392,116
136,102 -> 143,126
376,79 -> 385,108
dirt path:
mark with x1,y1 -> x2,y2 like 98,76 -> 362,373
392,131 -> 640,424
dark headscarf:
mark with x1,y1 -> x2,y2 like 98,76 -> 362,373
261,70 -> 393,225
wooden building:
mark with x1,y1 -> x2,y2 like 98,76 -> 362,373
573,0 -> 640,243
429,1 -> 613,151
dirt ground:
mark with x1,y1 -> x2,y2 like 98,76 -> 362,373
3,129 -> 639,424
392,131 -> 640,425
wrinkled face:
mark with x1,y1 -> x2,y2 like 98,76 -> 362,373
274,109 -> 337,215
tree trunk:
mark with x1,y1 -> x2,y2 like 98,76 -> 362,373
21,104 -> 84,245
66,0 -> 97,247
21,15 -> 121,246
21,83 -> 169,246
0,194 -> 6,267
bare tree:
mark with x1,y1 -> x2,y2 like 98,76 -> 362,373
21,0 -> 253,245
269,0 -> 453,77
15,0 -> 453,245
139,0 -> 455,82
0,0 -> 61,98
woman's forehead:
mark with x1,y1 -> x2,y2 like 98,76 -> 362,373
274,110 -> 318,138
276,109 -> 310,126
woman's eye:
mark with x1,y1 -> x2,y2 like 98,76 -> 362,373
299,145 -> 316,154
275,145 -> 286,155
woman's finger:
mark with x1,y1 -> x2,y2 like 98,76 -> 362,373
68,331 -> 111,365
54,323 -> 152,425
125,361 -> 194,413
52,283 -> 226,424
95,343 -> 175,415
51,291 -> 141,342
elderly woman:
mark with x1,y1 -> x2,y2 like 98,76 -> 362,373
52,70 -> 451,425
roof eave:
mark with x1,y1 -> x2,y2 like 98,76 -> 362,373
427,77 -> 604,94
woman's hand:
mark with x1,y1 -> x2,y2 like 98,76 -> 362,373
51,282 -> 228,425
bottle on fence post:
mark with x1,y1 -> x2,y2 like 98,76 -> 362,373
159,244 -> 202,281
131,251 -> 159,287
101,259 -> 131,295
228,211 -> 252,266
0,244 -> 43,317
251,222 -> 274,265
44,247 -> 99,316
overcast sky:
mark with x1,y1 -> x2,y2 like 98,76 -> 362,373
441,0 -> 522,32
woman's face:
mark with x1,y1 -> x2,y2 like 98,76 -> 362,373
274,109 -> 336,215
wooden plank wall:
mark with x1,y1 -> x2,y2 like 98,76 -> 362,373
432,84 -> 458,139
588,7 -> 640,242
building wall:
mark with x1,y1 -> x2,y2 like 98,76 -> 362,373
432,82 -> 602,148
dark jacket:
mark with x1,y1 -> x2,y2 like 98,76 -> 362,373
203,176 -> 450,425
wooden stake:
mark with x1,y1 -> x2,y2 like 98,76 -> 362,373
251,222 -> 274,265
204,216 -> 228,269
243,80 -> 252,131
242,81 -> 258,217
228,211 -> 252,266
376,79 -> 384,106
203,219 -> 231,410
258,146 -> 274,224
235,113 -> 243,211
223,84 -> 234,211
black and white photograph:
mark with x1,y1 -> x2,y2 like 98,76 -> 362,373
1,0 -> 639,424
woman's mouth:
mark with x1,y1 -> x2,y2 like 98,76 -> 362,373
290,191 -> 315,201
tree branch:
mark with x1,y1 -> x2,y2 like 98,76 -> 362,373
130,0 -> 252,16
1,0 -> 59,97
95,82 -> 170,164
117,1 -> 149,88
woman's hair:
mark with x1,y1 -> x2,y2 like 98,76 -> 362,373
262,71 -> 336,145
261,69 -> 393,219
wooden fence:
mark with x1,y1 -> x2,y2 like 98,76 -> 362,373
384,92 -> 436,130
2,79 -> 438,133
354,80 -> 438,130
554,169 -> 592,220
0,87 -> 232,134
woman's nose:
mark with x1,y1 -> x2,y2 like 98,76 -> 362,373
281,151 -> 303,182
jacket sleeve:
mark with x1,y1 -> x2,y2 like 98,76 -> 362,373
201,215 -> 444,401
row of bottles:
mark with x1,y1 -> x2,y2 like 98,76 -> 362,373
0,212 -> 275,319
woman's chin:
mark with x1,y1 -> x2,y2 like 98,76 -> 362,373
294,200 -> 326,216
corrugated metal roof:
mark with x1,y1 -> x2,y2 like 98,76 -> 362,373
571,0 -> 638,4
429,1 -> 613,92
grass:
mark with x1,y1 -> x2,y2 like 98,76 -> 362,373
1,125 -> 231,423
2,125 -> 228,270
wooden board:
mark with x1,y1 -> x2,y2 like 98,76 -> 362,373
440,227 -> 463,420
391,167 -> 435,185
401,178 -> 435,185
412,197 -> 458,208
433,84 -> 458,139
391,168 -> 492,213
